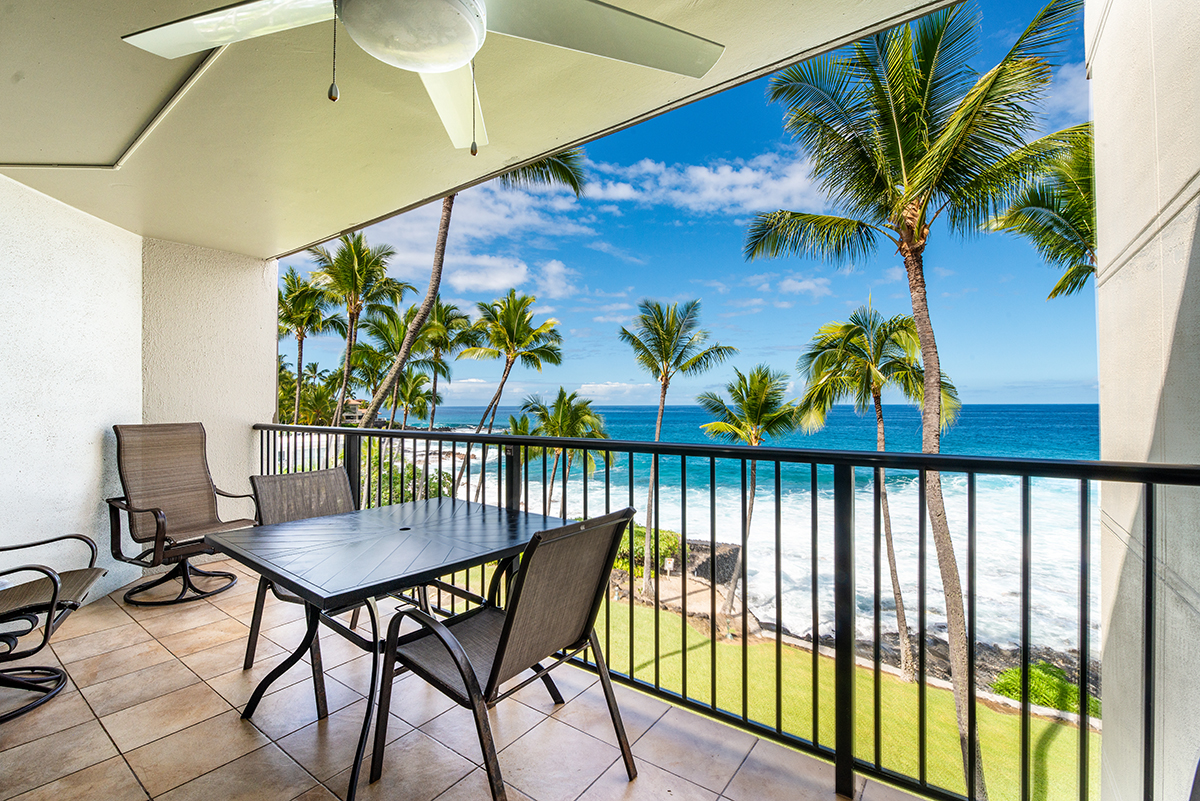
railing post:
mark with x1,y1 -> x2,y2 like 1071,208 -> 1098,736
833,464 -> 855,798
505,444 -> 521,512
345,432 -> 362,510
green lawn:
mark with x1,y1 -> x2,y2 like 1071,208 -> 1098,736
593,599 -> 1099,801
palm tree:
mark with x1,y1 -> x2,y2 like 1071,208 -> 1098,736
420,299 -> 478,430
797,303 -> 961,682
362,303 -> 437,428
277,355 -> 295,423
457,289 -> 563,496
521,388 -> 608,517
277,267 -> 345,424
696,365 -> 799,618
308,232 -> 413,426
359,148 -> 586,428
618,299 -> 736,593
989,123 -> 1095,299
742,3 -> 1078,790
394,369 -> 439,428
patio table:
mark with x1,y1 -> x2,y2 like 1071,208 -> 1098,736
206,497 -> 572,800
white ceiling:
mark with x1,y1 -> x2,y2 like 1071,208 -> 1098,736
1,0 -> 954,259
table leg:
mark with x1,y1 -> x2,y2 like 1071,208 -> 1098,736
346,596 -> 380,801
243,603 -> 320,719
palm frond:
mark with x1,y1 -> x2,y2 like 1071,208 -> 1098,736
745,211 -> 889,263
497,147 -> 587,197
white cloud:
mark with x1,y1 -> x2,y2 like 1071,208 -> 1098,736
531,305 -> 556,314
534,259 -> 578,299
694,279 -> 729,294
588,151 -> 826,216
773,300 -> 794,309
443,255 -> 529,294
934,266 -> 955,278
587,241 -> 646,264
577,381 -> 656,402
728,298 -> 766,309
879,266 -> 906,284
1043,61 -> 1091,130
779,275 -> 833,298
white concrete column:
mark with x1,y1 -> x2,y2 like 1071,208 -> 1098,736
1089,0 -> 1200,798
0,175 -> 143,597
141,238 -> 277,522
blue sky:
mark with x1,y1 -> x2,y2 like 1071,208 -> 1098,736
279,0 -> 1094,408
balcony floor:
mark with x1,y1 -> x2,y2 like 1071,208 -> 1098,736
0,559 -> 916,801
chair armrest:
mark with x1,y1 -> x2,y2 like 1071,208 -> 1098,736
0,565 -> 61,658
107,496 -> 168,563
384,607 -> 487,704
0,535 -> 99,568
214,487 -> 254,501
486,557 -> 518,607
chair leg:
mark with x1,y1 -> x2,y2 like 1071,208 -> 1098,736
469,693 -> 507,801
349,606 -> 361,630
123,559 -> 237,606
370,638 -> 400,783
0,667 -> 68,724
244,577 -> 271,669
590,631 -> 637,780
532,663 -> 565,705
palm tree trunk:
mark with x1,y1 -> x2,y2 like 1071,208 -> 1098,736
473,401 -> 506,502
903,243 -> 986,798
388,384 -> 399,429
360,194 -> 455,427
545,450 -> 562,510
642,379 -> 669,594
874,389 -> 915,682
293,334 -> 305,424
561,452 -> 574,518
333,313 -> 358,426
454,357 -> 514,495
428,371 -> 440,431
722,459 -> 756,619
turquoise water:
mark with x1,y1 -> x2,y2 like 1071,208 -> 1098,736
415,404 -> 1102,650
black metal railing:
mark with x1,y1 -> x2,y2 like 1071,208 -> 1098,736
254,422 -> 1197,801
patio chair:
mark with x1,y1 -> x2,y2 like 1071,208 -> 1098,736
369,507 -> 639,800
0,535 -> 106,724
107,422 -> 254,606
244,468 -> 356,718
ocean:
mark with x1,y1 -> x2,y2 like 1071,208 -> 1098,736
426,403 -> 1101,653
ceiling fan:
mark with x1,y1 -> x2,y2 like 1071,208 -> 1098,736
123,0 -> 724,153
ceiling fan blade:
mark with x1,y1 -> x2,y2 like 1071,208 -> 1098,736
486,0 -> 723,79
124,0 -> 334,59
420,67 -> 488,150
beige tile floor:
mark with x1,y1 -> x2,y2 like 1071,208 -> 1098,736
0,560 -> 917,801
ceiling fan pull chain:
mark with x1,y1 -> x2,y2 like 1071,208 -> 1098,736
469,60 -> 478,156
328,17 -> 340,102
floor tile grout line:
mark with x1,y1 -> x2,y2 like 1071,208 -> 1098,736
717,735 -> 759,798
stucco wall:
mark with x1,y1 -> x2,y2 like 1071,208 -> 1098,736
1088,0 -> 1200,798
0,174 -> 143,597
141,238 -> 277,521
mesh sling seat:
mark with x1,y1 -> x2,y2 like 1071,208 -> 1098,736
107,423 -> 254,606
0,535 -> 106,724
244,468 -> 357,719
370,507 -> 639,800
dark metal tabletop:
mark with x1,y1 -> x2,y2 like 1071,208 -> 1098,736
206,499 -> 572,612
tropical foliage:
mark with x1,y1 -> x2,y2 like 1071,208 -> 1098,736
521,387 -> 608,516
743,2 -> 1079,790
797,302 -> 960,681
989,123 -> 1095,298
696,365 -> 800,617
619,299 -> 736,593
277,267 -> 345,424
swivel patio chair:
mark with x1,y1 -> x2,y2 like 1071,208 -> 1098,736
107,422 -> 254,606
244,467 -> 356,719
0,535 -> 106,724
370,507 -> 639,800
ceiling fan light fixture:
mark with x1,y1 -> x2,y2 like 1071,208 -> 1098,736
336,0 -> 486,74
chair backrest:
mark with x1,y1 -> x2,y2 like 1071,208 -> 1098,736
113,423 -> 220,541
485,507 -> 636,697
250,468 -> 355,526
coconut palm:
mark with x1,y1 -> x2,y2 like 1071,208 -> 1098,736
359,148 -> 586,427
457,290 -> 563,496
797,303 -> 961,682
989,123 -> 1094,299
618,299 -> 736,593
521,388 -> 608,517
277,355 -> 295,423
308,232 -> 413,426
362,303 -> 437,428
394,369 -> 440,429
742,3 -> 1078,790
278,267 -> 346,424
697,365 -> 799,618
420,299 -> 478,430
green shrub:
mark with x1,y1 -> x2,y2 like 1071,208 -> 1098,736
613,525 -> 681,578
991,661 -> 1100,717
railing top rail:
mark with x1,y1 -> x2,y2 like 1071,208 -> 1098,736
254,422 -> 1200,486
